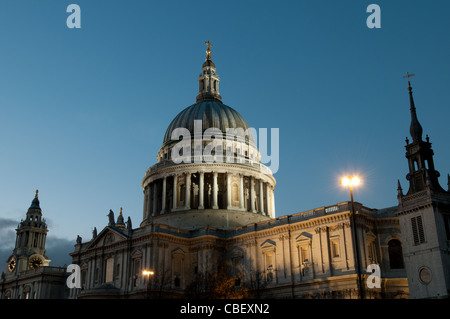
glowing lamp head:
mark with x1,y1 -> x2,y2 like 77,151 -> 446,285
142,270 -> 154,276
341,176 -> 360,187
341,177 -> 350,187
351,177 -> 360,186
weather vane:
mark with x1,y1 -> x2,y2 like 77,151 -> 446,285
403,72 -> 415,88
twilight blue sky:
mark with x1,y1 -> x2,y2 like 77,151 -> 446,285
0,0 -> 449,269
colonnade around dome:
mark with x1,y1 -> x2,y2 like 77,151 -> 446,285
141,163 -> 276,229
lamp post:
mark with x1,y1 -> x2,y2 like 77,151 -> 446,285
142,270 -> 154,299
341,176 -> 364,299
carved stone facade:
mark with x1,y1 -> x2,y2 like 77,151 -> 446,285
0,192 -> 68,299
66,47 -> 414,299
68,202 -> 408,299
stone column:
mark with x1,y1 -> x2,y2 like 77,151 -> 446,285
161,176 -> 167,214
148,184 -> 153,217
226,173 -> 232,209
250,176 -> 256,213
271,187 -> 275,217
239,174 -> 244,210
143,186 -> 148,220
266,183 -> 271,216
172,174 -> 178,211
153,181 -> 158,216
212,172 -> 218,209
185,172 -> 191,209
259,180 -> 265,214
198,171 -> 204,209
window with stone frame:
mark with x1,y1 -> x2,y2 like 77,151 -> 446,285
367,241 -> 377,264
105,257 -> 114,283
264,251 -> 274,282
388,239 -> 404,269
298,244 -> 310,276
330,238 -> 340,259
115,263 -> 121,281
366,232 -> 378,264
133,258 -> 141,287
172,249 -> 184,289
94,267 -> 100,284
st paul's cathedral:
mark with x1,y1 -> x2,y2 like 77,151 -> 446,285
2,43 -> 450,299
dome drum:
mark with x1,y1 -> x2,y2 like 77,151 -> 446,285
141,163 -> 275,229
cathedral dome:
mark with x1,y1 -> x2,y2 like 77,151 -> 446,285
162,100 -> 255,148
141,42 -> 276,230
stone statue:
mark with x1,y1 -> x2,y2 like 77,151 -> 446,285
126,216 -> 132,230
107,209 -> 115,226
76,235 -> 82,244
92,227 -> 97,239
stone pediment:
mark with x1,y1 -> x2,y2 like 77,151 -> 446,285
296,232 -> 312,243
260,239 -> 276,249
87,226 -> 128,249
171,247 -> 185,256
229,246 -> 244,258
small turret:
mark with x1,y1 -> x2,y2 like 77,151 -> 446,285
196,40 -> 222,103
116,207 -> 126,230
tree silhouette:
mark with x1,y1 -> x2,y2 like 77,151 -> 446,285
185,266 -> 249,299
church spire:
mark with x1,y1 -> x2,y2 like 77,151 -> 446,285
196,40 -> 222,103
404,73 -> 423,142
400,75 -> 446,195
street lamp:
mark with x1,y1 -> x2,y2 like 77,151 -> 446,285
341,176 -> 364,299
142,270 -> 154,298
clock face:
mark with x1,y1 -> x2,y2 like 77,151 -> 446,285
29,256 -> 43,270
8,257 -> 16,272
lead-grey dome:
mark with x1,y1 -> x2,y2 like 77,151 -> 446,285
162,100 -> 255,147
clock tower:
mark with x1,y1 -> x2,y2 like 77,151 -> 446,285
6,190 -> 51,275
397,80 -> 450,298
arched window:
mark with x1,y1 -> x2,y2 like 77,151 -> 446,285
179,184 -> 185,203
231,183 -> 239,207
388,239 -> 404,269
174,276 -> 180,287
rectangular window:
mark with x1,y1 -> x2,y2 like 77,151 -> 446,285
133,259 -> 141,287
331,239 -> 340,258
105,258 -> 114,283
299,245 -> 309,264
411,215 -> 425,245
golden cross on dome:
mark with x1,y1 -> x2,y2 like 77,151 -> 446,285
35,189 -> 39,198
205,40 -> 213,60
